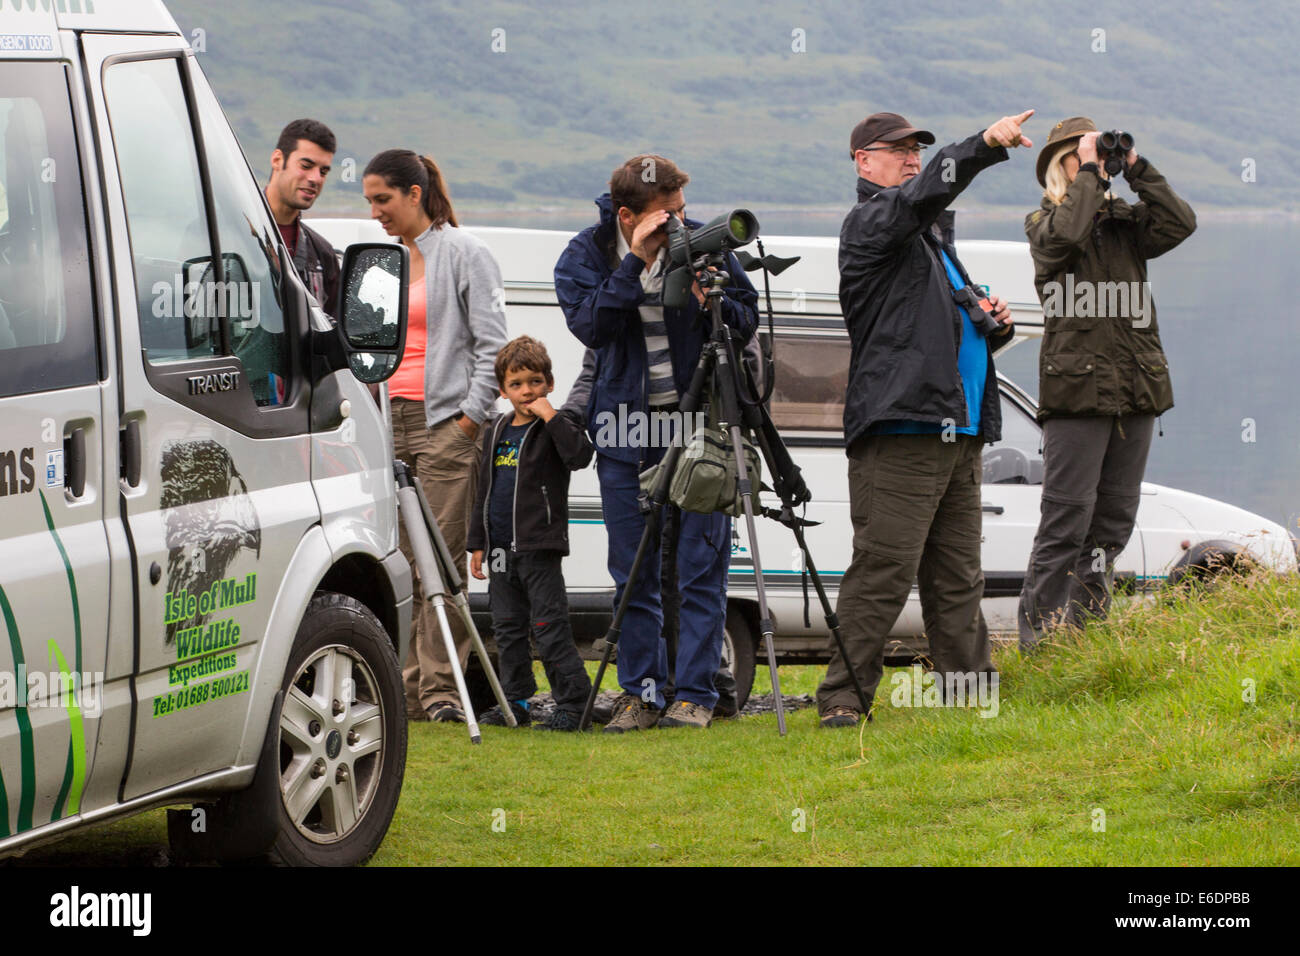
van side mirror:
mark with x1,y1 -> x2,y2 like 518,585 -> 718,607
335,242 -> 409,383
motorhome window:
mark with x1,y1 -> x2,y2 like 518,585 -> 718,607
105,58 -> 219,365
0,63 -> 97,397
188,62 -> 291,406
768,333 -> 849,432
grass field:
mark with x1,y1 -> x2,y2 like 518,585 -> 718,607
13,572 -> 1300,866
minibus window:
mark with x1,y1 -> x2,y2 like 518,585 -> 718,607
105,58 -> 218,364
0,62 -> 96,396
188,64 -> 290,406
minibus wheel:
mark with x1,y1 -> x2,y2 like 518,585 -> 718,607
268,593 -> 407,866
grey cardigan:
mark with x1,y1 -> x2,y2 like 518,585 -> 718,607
413,223 -> 508,426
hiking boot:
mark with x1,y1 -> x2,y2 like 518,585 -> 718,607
426,700 -> 466,724
535,709 -> 583,732
602,694 -> 660,734
479,700 -> 531,727
657,699 -> 713,729
819,704 -> 861,728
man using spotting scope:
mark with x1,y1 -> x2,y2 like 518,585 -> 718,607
555,154 -> 758,732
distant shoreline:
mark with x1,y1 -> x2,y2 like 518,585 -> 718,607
310,200 -> 1299,228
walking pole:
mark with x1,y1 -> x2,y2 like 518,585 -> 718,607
412,475 -> 515,722
394,460 -> 486,743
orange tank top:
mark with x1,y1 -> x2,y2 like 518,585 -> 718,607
388,275 -> 427,401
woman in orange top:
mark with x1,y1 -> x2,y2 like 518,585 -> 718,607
363,150 -> 507,722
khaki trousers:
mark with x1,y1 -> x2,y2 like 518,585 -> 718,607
817,434 -> 995,715
392,398 -> 480,712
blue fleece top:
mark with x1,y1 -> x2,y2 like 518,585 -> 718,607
869,248 -> 987,437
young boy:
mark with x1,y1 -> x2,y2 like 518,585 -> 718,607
469,336 -> 594,730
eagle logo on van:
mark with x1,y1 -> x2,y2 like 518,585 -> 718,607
160,440 -> 261,644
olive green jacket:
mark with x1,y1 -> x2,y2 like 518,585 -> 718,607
1025,157 -> 1195,420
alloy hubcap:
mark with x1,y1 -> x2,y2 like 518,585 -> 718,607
278,645 -> 385,844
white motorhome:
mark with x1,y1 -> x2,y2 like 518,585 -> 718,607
1,2 -> 413,864
313,209 -> 1295,708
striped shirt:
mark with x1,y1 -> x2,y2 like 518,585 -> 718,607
616,226 -> 677,407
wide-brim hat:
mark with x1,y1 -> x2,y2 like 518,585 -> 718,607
850,112 -> 936,157
1037,116 -> 1097,186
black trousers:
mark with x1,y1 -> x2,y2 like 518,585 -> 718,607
489,549 -> 592,713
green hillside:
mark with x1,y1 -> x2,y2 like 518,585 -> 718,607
167,0 -> 1298,217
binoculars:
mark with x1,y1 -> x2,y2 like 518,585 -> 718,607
1097,129 -> 1135,177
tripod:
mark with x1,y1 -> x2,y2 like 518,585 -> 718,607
577,247 -> 873,733
393,459 -> 515,743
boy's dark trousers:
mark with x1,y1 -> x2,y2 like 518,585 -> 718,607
488,547 -> 592,713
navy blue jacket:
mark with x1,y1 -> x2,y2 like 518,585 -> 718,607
554,194 -> 759,464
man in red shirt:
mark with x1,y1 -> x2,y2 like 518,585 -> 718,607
264,118 -> 340,317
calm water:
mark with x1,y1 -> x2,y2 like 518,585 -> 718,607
467,206 -> 1299,530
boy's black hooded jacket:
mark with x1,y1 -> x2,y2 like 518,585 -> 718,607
468,407 -> 593,556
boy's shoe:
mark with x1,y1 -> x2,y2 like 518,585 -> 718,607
535,709 -> 583,732
819,705 -> 861,728
426,700 -> 467,724
479,700 -> 531,727
602,694 -> 660,734
657,699 -> 713,729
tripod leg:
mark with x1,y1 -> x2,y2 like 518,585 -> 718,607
431,598 -> 481,743
410,477 -> 516,726
791,525 -> 873,716
726,426 -> 786,736
396,481 -> 482,744
448,591 -> 516,726
746,411 -> 874,718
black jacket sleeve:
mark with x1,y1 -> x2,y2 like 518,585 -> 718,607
846,132 -> 1009,259
546,407 -> 594,471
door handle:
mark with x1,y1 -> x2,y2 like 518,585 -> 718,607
981,503 -> 1005,515
120,419 -> 142,488
64,427 -> 86,498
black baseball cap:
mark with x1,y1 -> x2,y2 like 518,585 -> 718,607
849,112 -> 936,157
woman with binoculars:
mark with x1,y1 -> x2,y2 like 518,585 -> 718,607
1018,117 -> 1197,649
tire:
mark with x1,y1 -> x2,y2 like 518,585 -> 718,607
1167,538 -> 1254,588
267,592 -> 407,866
724,605 -> 757,712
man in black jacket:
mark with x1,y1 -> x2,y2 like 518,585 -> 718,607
817,110 -> 1032,728
264,118 -> 340,317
